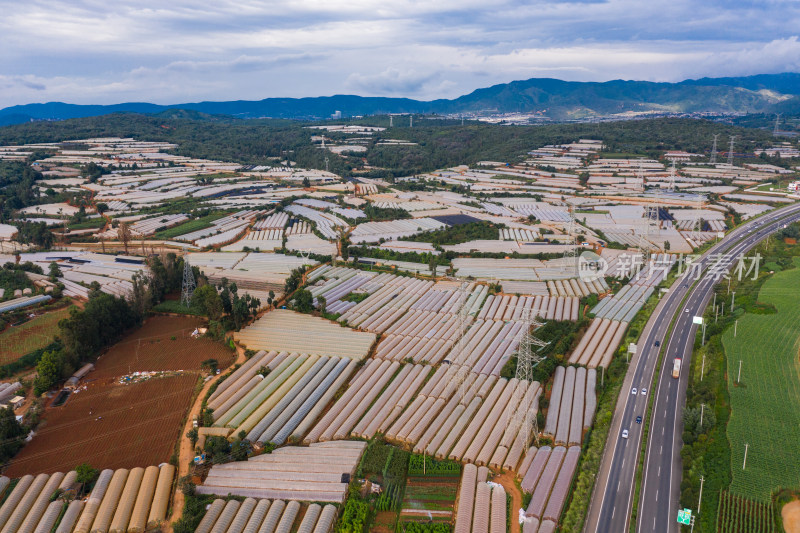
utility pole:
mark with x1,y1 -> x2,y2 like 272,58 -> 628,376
738,360 -> 742,383
700,403 -> 705,427
731,291 -> 735,312
701,354 -> 705,381
734,320 -> 738,337
727,276 -> 731,294
715,305 -> 718,323
702,321 -> 706,345
698,475 -> 705,514
743,443 -> 749,470
712,292 -> 716,313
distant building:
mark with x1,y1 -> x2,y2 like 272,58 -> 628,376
664,151 -> 698,162
331,110 -> 342,119
787,181 -> 800,192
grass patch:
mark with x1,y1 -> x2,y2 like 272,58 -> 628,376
0,305 -> 75,365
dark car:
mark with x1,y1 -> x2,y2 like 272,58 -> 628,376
654,340 -> 660,347
636,416 -> 642,424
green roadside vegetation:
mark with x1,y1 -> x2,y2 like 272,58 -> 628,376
561,268 -> 677,532
679,225 -> 800,532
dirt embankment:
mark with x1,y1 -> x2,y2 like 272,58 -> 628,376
783,500 -> 800,533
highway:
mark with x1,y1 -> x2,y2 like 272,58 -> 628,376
584,202 -> 800,533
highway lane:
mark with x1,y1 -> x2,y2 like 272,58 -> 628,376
585,202 -> 800,533
636,205 -> 800,533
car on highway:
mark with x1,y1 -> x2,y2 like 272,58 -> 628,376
631,388 -> 637,395
654,340 -> 660,347
641,388 -> 647,396
636,416 -> 642,424
621,429 -> 629,439
685,308 -> 689,313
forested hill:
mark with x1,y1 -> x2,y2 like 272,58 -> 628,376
2,73 -> 799,125
0,114 -> 777,179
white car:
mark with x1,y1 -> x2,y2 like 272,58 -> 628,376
685,308 -> 689,313
622,429 -> 629,439
631,388 -> 637,395
641,388 -> 647,396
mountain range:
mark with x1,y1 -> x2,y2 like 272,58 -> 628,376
2,73 -> 799,126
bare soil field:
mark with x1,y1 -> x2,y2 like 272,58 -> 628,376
4,373 -> 197,476
90,315 -> 235,379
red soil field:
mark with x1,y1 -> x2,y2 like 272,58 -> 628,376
90,315 -> 235,379
5,373 -> 197,476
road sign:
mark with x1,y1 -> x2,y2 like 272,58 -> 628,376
692,316 -> 703,325
677,508 -> 692,525
628,343 -> 637,354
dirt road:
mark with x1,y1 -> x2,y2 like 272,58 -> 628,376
168,346 -> 246,529
493,471 -> 522,533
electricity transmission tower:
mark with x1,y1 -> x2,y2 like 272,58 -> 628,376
710,134 -> 719,165
321,135 -> 330,173
774,113 -> 782,135
181,259 -> 196,308
667,159 -> 677,192
637,187 -> 661,262
449,280 -> 473,401
727,136 -> 737,167
511,306 -> 548,446
562,203 -> 579,276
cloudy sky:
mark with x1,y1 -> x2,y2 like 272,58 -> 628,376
1,0 -> 799,108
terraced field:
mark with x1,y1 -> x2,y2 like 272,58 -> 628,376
722,258 -> 800,502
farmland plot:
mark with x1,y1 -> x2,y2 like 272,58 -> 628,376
5,373 -> 196,476
722,258 -> 800,503
716,491 -> 775,533
91,315 -> 234,379
0,305 -> 74,365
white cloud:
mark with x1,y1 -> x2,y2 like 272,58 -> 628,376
0,0 -> 798,107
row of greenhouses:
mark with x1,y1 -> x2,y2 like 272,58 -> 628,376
304,362 -> 542,473
0,464 -> 173,533
197,498 -> 336,533
566,319 -> 628,368
209,351 -> 357,445
476,294 -> 579,322
233,310 -> 376,361
453,464 -> 506,533
196,442 -> 365,502
542,366 -> 597,445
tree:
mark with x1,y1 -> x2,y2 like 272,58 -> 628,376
293,289 -> 313,313
192,284 -> 223,320
302,177 -> 310,188
48,261 -> 62,282
75,463 -> 99,486
429,256 -> 437,277
201,359 -> 219,374
95,203 -> 108,214
317,296 -> 327,314
117,221 -> 132,253
186,427 -> 199,448
0,407 -> 25,464
664,240 -> 671,251
34,349 -> 64,395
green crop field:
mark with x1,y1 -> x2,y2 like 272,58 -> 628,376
722,257 -> 800,502
153,212 -> 230,240
0,305 -> 75,364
